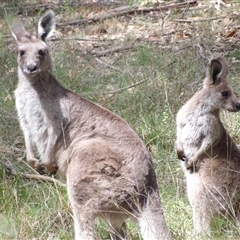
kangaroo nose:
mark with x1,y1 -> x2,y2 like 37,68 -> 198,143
27,64 -> 37,73
236,102 -> 240,110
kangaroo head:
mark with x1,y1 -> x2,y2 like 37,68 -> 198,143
9,10 -> 55,77
204,57 -> 240,112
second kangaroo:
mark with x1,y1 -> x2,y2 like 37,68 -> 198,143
176,57 -> 240,235
9,10 -> 172,240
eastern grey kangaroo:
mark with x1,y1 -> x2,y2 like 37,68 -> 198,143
9,10 -> 172,240
176,57 -> 240,234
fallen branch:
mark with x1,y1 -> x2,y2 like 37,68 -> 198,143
173,15 -> 226,23
174,45 -> 193,53
106,80 -> 145,95
60,0 -> 198,26
95,57 -> 121,71
3,160 -> 65,187
21,173 -> 65,186
49,36 -> 109,44
92,44 -> 134,57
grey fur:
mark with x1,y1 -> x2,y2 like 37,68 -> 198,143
9,10 -> 172,240
176,57 -> 240,235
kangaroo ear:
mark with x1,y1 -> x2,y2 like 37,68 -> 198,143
38,10 -> 55,41
210,57 -> 228,84
7,16 -> 30,42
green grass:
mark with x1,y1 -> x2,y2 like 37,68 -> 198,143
1,1 -> 240,239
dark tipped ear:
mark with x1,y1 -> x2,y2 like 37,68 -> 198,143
38,10 -> 55,41
210,59 -> 222,84
7,16 -> 30,42
215,57 -> 228,76
209,57 -> 228,84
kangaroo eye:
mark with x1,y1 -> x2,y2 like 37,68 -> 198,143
38,50 -> 45,56
19,50 -> 25,57
221,91 -> 229,97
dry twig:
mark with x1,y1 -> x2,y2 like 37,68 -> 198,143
2,160 -> 65,186
21,173 -> 65,186
173,15 -> 226,23
95,57 -> 121,71
103,60 -> 177,96
105,80 -> 145,95
92,44 -> 134,57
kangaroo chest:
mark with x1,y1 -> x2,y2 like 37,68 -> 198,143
14,84 -> 62,157
180,114 -> 223,159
